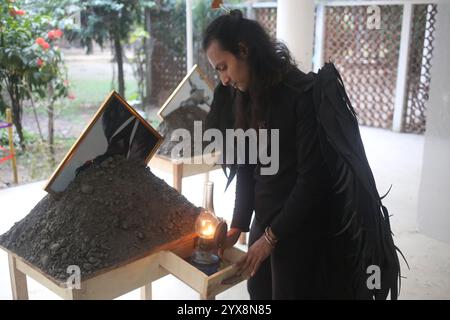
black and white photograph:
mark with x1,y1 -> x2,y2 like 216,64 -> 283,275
45,91 -> 162,193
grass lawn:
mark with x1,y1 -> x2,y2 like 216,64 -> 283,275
67,78 -> 139,108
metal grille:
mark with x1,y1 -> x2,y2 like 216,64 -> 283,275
151,41 -> 187,107
150,6 -> 187,107
403,4 -> 437,134
324,5 -> 403,129
254,7 -> 277,38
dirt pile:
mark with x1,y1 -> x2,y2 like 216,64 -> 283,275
0,155 -> 200,281
157,107 -> 208,158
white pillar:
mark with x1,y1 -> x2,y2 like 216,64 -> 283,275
186,0 -> 194,72
276,0 -> 315,72
313,3 -> 325,72
392,4 -> 413,132
417,3 -> 450,244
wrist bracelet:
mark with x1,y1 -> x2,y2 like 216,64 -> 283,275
263,233 -> 276,248
264,227 -> 278,247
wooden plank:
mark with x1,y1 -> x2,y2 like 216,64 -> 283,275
149,153 -> 221,178
1,234 -> 197,300
3,237 -> 246,300
13,254 -> 69,298
81,233 -> 197,281
8,254 -> 29,300
200,293 -> 216,300
77,251 -> 165,299
204,247 -> 247,298
223,246 -> 246,261
173,161 -> 183,192
140,283 -> 152,300
182,163 -> 220,178
72,234 -> 197,299
158,251 -> 206,293
159,247 -> 246,299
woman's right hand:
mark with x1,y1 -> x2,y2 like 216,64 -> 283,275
218,227 -> 242,259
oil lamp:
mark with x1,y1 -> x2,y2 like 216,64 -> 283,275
189,181 -> 227,275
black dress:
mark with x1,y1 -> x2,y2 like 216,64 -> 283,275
206,69 -> 355,299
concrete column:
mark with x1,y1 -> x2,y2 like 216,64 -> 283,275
276,0 -> 315,72
417,3 -> 450,244
393,4 -> 413,132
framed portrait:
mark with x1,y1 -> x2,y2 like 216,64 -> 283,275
45,91 -> 163,193
157,64 -> 214,120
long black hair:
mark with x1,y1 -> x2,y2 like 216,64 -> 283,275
203,9 -> 296,130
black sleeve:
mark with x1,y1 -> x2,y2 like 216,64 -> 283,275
230,164 -> 256,232
270,91 -> 326,241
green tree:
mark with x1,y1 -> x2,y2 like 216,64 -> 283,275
66,0 -> 155,97
0,0 -> 71,150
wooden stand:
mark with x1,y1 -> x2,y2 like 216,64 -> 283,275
149,153 -> 220,193
2,234 -> 246,300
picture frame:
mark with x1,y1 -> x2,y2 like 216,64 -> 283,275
157,64 -> 215,120
45,91 -> 163,193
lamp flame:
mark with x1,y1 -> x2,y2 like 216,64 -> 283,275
195,209 -> 219,240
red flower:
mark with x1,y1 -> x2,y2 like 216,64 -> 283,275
9,8 -> 26,16
36,38 -> 50,50
37,58 -> 43,68
54,29 -> 63,38
68,93 -> 76,100
36,37 -> 45,45
63,80 -> 70,86
48,29 -> 63,40
211,0 -> 223,9
48,30 -> 56,40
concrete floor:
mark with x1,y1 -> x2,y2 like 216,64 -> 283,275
0,126 -> 449,299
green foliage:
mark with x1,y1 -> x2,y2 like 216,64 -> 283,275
0,2 -> 69,95
151,0 -> 186,56
0,0 -> 72,145
66,0 -> 155,50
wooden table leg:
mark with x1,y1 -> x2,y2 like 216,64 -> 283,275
8,254 -> 29,300
173,162 -> 183,193
200,293 -> 216,300
65,289 -> 83,300
140,283 -> 152,300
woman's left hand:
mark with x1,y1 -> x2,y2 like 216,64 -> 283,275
235,235 -> 274,278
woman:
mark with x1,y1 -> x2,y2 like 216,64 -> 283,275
203,10 -> 401,300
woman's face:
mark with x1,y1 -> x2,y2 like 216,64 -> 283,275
206,40 -> 250,92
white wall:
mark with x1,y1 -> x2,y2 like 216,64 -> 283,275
417,3 -> 450,244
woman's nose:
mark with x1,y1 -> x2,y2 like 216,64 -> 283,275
220,73 -> 231,86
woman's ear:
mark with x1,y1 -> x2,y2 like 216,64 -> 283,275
238,42 -> 249,59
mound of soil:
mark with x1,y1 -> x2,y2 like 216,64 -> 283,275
0,155 -> 200,281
